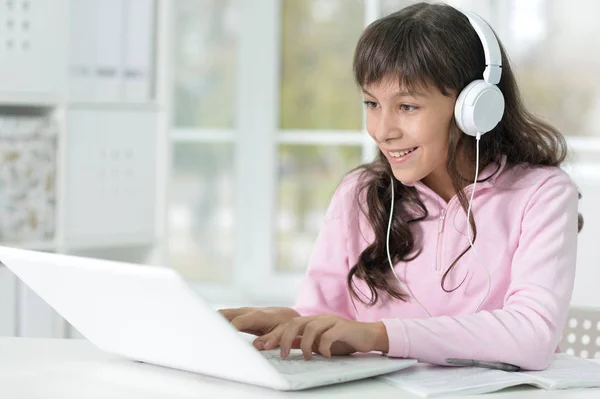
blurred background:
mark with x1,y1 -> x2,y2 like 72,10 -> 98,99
0,0 -> 598,339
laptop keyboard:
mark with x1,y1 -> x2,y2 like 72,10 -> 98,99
261,349 -> 357,375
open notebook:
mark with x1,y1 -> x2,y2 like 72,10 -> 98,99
377,354 -> 600,397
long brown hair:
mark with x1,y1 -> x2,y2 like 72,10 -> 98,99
347,2 -> 583,306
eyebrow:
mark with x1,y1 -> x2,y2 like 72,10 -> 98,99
362,89 -> 426,99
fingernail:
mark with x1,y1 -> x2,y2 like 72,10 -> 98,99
254,340 -> 264,350
264,339 -> 273,349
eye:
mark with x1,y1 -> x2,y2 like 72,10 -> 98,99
400,104 -> 418,112
363,101 -> 379,109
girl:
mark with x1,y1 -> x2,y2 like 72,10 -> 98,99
220,2 -> 582,370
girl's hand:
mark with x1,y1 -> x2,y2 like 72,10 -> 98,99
218,307 -> 300,349
259,314 -> 390,360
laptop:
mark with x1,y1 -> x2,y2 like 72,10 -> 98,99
0,246 -> 416,390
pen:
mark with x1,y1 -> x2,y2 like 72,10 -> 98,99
446,358 -> 521,372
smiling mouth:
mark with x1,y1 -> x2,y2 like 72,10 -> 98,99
388,147 -> 417,158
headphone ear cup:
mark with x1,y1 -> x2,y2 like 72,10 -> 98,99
454,80 -> 505,137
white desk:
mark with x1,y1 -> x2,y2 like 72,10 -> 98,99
1,338 -> 599,399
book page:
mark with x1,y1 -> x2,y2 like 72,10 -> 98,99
518,354 -> 600,390
377,363 -> 532,398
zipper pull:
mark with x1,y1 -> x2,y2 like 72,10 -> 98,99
438,209 -> 446,233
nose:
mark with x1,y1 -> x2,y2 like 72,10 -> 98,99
373,109 -> 402,144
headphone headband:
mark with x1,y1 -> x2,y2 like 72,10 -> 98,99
456,8 -> 502,85
452,7 -> 505,137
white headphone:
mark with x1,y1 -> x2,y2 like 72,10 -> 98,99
453,9 -> 505,137
387,8 -> 502,318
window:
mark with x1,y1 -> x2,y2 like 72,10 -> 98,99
169,143 -> 235,282
277,0 -> 366,272
169,0 -> 238,284
280,0 -> 363,130
277,145 -> 362,271
173,0 -> 237,128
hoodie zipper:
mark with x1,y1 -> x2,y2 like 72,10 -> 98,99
435,208 -> 447,272
421,165 -> 499,273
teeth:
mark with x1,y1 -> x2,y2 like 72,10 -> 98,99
389,148 -> 416,158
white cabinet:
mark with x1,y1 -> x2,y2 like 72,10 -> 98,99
64,109 -> 158,248
0,0 -> 68,103
16,281 -> 64,338
69,0 -> 155,103
0,266 -> 16,336
0,0 -> 164,339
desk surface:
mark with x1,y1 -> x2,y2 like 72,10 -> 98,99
1,337 -> 599,399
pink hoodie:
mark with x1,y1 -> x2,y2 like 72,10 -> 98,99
293,156 -> 579,370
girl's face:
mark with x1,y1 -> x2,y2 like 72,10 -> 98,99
363,77 -> 456,185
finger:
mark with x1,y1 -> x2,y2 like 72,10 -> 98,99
290,336 -> 303,349
279,317 -> 313,358
230,311 -> 267,335
318,326 -> 343,358
218,307 -> 254,321
300,319 -> 336,360
256,324 -> 287,350
253,337 -> 265,350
